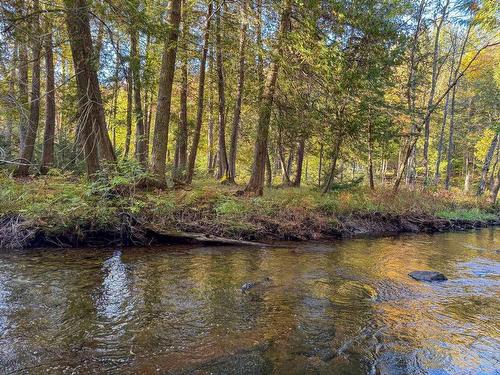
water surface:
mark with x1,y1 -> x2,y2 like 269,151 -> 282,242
0,228 -> 498,374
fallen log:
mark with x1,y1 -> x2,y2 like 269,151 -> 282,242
145,226 -> 271,247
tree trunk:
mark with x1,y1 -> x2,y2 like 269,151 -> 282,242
64,0 -> 114,176
150,0 -> 182,184
489,167 -> 500,205
322,136 -> 342,193
265,149 -> 272,187
477,133 -> 499,195
367,118 -> 375,190
186,1 -> 213,184
434,42 -> 455,184
244,0 -> 292,195
40,30 -> 56,174
318,143 -> 323,186
215,1 -> 228,180
14,0 -> 42,177
293,139 -> 305,187
423,0 -> 449,183
124,68 -> 133,158
175,0 -> 189,177
18,19 -> 29,151
131,26 -> 146,167
444,83 -> 458,190
464,151 -> 473,193
227,0 -> 248,182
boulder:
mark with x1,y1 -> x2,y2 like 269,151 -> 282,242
409,271 -> 447,282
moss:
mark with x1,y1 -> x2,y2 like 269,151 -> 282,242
436,208 -> 497,221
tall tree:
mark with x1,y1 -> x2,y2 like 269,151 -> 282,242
150,0 -> 182,184
63,0 -> 116,176
40,26 -> 56,174
14,0 -> 42,177
244,0 -> 292,195
214,0 -> 228,180
130,4 -> 147,167
478,133 -> 499,195
186,1 -> 213,184
174,0 -> 189,177
227,0 -> 249,183
423,0 -> 449,183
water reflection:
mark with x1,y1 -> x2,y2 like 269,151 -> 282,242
0,228 -> 498,374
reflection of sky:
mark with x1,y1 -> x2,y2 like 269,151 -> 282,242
97,250 -> 131,321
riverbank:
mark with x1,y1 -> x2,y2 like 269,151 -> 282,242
1,173 -> 498,249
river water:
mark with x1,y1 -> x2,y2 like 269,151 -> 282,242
0,228 -> 498,374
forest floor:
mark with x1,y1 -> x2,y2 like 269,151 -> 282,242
0,172 -> 498,249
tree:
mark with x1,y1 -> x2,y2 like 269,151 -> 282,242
245,0 -> 292,195
227,0 -> 248,183
40,25 -> 56,174
186,0 -> 213,184
63,0 -> 116,176
14,0 -> 41,177
150,0 -> 182,184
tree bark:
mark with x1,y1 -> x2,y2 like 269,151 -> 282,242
186,1 -> 213,184
14,0 -> 42,177
477,133 -> 499,195
130,25 -> 146,167
175,0 -> 189,177
293,139 -> 305,187
227,0 -> 248,182
318,143 -> 323,187
40,29 -> 56,174
367,118 -> 375,190
17,7 -> 29,152
150,0 -> 182,183
214,1 -> 228,180
245,0 -> 292,195
322,136 -> 342,193
63,0 -> 114,176
124,68 -> 133,158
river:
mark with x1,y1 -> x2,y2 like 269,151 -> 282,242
0,228 -> 498,374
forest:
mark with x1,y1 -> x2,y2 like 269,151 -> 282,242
0,0 -> 499,247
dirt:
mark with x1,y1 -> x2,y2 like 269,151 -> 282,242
0,211 -> 497,250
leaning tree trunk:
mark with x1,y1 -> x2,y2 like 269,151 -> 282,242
130,25 -> 147,167
244,0 -> 292,195
227,0 -> 248,183
477,133 -> 499,195
186,1 -> 213,184
214,1 -> 228,180
150,0 -> 182,184
40,29 -> 56,174
14,0 -> 42,177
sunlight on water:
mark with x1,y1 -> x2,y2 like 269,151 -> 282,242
0,228 -> 498,374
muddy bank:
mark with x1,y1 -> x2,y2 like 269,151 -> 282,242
1,211 -> 498,250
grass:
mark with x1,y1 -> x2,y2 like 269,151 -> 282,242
0,169 -> 497,241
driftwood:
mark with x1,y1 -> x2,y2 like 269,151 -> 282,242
145,226 -> 271,247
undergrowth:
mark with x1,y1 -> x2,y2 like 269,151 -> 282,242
0,169 -> 497,240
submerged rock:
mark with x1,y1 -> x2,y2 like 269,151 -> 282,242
409,271 -> 447,282
240,277 -> 272,292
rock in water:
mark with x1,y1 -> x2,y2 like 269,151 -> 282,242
240,282 -> 256,292
409,271 -> 447,282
